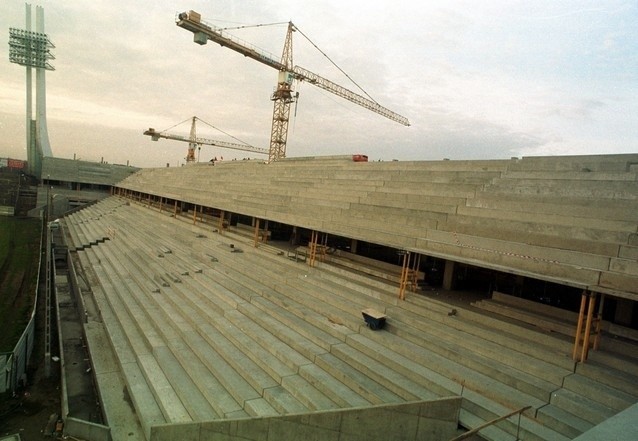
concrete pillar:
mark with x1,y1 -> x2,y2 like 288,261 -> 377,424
351,239 -> 358,254
442,260 -> 456,291
614,298 -> 635,327
35,6 -> 52,160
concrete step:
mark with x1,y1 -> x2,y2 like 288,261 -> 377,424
440,215 -> 621,257
421,295 -> 576,354
396,299 -> 575,376
472,299 -> 577,337
312,268 -> 398,305
279,374 -> 340,412
260,385 -> 308,415
297,363 -> 371,408
536,404 -> 593,439
597,331 -> 638,360
100,230 -> 252,421
329,343 -> 441,401
348,331 -> 545,411
152,345 -> 219,421
562,373 -> 637,412
315,261 -> 398,298
374,181 -> 480,198
223,308 -> 314,374
467,192 -> 638,222
461,388 -> 570,441
92,248 -> 208,424
550,388 -> 617,425
586,347 -> 638,377
173,331 -> 250,419
314,352 -> 404,405
445,211 -> 630,245
489,291 -> 580,322
248,298 -> 342,355
77,253 -> 165,440
458,408 -> 513,441
144,290 -> 260,419
485,177 -> 638,199
75,196 -> 632,440
360,193 -> 461,217
343,204 -> 440,229
111,235 -> 272,419
209,317 -> 296,384
500,170 -> 637,181
575,360 -> 638,396
222,309 -> 329,415
383,318 -> 556,402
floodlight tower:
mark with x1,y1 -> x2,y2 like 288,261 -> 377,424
9,4 -> 55,177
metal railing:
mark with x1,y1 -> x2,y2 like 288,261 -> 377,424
449,405 -> 532,441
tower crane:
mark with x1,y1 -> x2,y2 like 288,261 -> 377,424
143,116 -> 268,163
176,11 -> 410,163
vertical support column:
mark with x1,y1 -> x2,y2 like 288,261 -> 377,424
159,197 -> 163,213
442,260 -> 456,291
35,5 -> 52,160
614,298 -> 634,326
25,4 -> 33,175
148,193 -> 151,207
193,204 -> 197,225
351,239 -> 358,254
173,200 -> 178,218
253,218 -> 261,248
573,291 -> 588,361
593,294 -> 605,350
581,293 -> 597,363
410,253 -> 421,292
399,251 -> 411,300
308,230 -> 318,267
219,210 -> 225,235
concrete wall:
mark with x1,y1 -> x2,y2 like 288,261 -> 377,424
42,157 -> 138,186
64,417 -> 112,441
149,398 -> 461,441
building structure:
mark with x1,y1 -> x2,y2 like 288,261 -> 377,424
53,153 -> 637,441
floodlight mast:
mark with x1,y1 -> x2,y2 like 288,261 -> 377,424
176,11 -> 410,163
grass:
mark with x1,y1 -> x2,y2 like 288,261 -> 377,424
0,216 -> 42,352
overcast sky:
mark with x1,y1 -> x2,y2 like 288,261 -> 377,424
1,1 -> 636,168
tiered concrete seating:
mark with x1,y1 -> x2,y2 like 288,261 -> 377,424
460,290 -> 638,437
58,196 -> 637,441
287,253 -> 638,439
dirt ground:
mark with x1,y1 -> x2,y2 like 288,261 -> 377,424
0,250 -> 63,441
0,365 -> 61,440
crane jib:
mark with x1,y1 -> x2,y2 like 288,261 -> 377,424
176,10 -> 410,162
177,15 -> 285,71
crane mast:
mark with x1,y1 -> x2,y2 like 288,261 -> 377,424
176,11 -> 410,162
270,23 -> 295,163
187,116 -> 197,162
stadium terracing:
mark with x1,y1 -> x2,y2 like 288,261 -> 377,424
57,154 -> 638,440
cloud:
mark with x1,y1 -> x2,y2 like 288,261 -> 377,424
0,0 -> 636,167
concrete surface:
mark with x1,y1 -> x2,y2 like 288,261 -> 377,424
572,401 -> 638,441
150,398 -> 461,441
